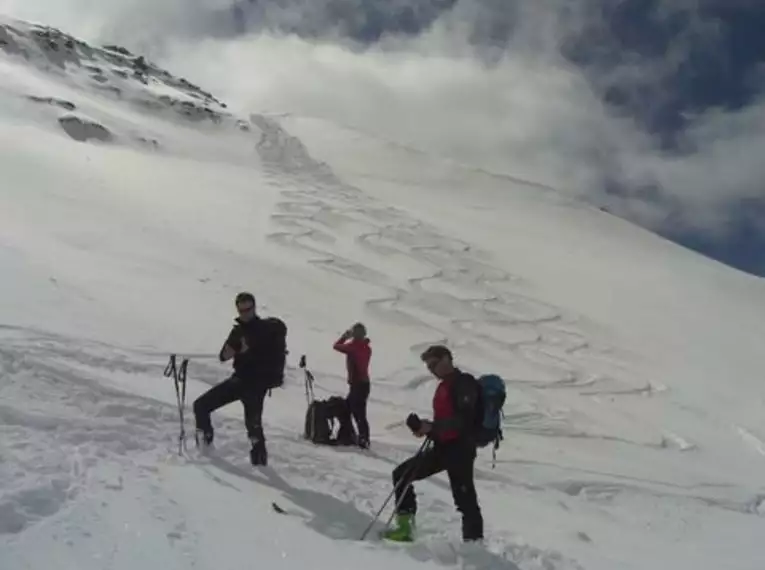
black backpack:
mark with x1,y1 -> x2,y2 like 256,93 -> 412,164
259,316 -> 287,388
304,396 -> 356,446
304,400 -> 332,444
234,316 -> 287,388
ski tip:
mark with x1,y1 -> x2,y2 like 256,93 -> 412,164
271,502 -> 287,514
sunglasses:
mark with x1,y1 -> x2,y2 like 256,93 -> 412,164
237,304 -> 255,314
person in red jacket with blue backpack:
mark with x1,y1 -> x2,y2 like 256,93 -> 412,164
333,322 -> 372,449
383,344 -> 484,543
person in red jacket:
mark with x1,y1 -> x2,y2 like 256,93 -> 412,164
333,322 -> 372,448
382,344 -> 483,543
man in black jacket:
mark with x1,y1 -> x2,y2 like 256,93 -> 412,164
382,344 -> 484,543
193,292 -> 287,466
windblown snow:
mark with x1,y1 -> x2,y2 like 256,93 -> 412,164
1,15 -> 765,570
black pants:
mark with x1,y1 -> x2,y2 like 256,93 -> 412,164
346,381 -> 370,443
392,439 -> 483,541
193,375 -> 269,448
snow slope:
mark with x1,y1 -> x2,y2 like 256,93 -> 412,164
1,16 -> 765,570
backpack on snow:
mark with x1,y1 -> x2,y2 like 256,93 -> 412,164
473,374 -> 507,466
304,399 -> 333,444
300,356 -> 356,446
303,396 -> 356,446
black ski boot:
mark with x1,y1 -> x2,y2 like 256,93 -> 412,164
195,429 -> 214,449
462,514 -> 484,543
249,436 -> 268,466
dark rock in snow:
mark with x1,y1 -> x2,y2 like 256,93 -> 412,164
58,114 -> 113,143
576,531 -> 593,543
93,84 -> 122,97
27,95 -> 76,111
135,136 -> 160,149
103,44 -> 132,56
29,27 -> 80,69
0,24 -> 23,56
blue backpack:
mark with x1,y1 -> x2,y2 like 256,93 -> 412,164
474,374 -> 507,466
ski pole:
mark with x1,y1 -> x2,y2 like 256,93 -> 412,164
299,354 -> 315,404
381,438 -> 434,532
164,354 -> 189,456
300,354 -> 318,441
360,436 -> 432,540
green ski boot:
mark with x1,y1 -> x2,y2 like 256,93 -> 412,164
382,513 -> 415,542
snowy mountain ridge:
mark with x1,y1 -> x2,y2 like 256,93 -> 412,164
1,15 -> 765,570
0,16 -> 252,145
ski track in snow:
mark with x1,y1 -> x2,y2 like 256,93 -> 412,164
251,114 -> 701,454
255,114 -> 617,379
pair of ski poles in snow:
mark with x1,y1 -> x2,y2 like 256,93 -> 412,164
164,354 -> 189,456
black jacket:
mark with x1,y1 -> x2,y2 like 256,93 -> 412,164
220,315 -> 287,382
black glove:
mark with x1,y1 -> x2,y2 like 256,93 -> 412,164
229,327 -> 245,351
406,413 -> 421,433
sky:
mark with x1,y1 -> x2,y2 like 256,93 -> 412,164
1,0 -> 763,276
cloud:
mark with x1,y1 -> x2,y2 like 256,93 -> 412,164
1,0 -> 763,246
629,100 -> 765,227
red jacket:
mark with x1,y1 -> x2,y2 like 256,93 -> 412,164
333,337 -> 371,384
430,370 -> 479,443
